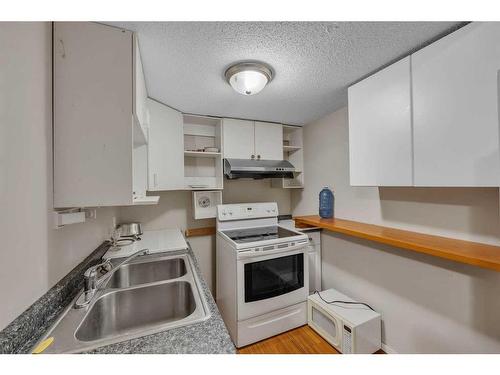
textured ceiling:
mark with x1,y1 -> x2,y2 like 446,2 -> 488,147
106,22 -> 463,125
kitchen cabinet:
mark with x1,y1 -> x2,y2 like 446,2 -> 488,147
254,121 -> 283,160
133,35 -> 149,140
147,108 -> 224,191
183,115 -> 224,190
221,119 -> 255,159
53,22 -> 158,208
412,22 -> 500,186
348,56 -> 413,186
147,99 -> 185,191
272,125 -> 304,188
348,22 -> 500,188
222,119 -> 283,160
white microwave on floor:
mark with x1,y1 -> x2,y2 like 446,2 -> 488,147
307,288 -> 381,354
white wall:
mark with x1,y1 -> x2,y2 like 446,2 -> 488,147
119,179 -> 291,292
0,22 -> 118,331
292,107 -> 500,353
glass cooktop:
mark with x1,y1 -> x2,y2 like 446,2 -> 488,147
222,226 -> 300,244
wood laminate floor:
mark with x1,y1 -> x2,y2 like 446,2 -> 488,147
238,325 -> 340,354
238,325 -> 386,354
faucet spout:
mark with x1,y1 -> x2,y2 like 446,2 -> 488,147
75,249 -> 150,309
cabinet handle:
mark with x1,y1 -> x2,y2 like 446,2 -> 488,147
251,154 -> 255,159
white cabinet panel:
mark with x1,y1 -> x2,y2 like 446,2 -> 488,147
222,118 -> 255,159
133,35 -> 148,135
54,22 -> 133,207
412,23 -> 500,186
348,56 -> 413,186
147,99 -> 184,191
254,122 -> 283,160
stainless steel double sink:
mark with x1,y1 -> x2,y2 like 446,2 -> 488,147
34,253 -> 210,353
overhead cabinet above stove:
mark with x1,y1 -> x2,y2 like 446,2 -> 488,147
348,22 -> 500,187
222,119 -> 283,161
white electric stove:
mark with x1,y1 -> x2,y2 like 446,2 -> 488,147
216,202 -> 309,348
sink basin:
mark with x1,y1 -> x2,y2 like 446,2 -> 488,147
32,253 -> 210,353
76,281 -> 195,342
105,258 -> 186,289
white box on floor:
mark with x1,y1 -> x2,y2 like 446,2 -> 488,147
307,288 -> 381,354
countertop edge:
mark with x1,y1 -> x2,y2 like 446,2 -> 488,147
0,240 -> 236,354
0,242 -> 111,354
294,215 -> 500,272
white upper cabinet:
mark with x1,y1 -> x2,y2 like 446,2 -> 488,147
412,23 -> 500,186
222,119 -> 255,159
348,56 -> 413,186
53,22 -> 157,207
254,121 -> 283,160
147,99 -> 185,191
222,119 -> 283,160
133,35 -> 149,139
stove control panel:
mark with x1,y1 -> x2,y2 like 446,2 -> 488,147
217,202 -> 278,221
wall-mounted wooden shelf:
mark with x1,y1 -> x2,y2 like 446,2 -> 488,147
294,215 -> 500,272
185,226 -> 216,238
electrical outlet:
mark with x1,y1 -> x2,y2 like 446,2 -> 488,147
85,209 -> 97,220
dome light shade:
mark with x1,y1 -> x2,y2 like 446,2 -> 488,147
225,62 -> 273,96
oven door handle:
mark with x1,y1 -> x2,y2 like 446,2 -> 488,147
237,241 -> 308,259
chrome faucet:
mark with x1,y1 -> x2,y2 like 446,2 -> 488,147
75,249 -> 150,308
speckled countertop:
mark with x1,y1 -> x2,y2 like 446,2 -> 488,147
0,243 -> 236,354
86,248 -> 235,354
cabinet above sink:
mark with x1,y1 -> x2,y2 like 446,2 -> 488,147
53,22 -> 159,207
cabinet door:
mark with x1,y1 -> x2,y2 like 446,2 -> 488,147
412,23 -> 500,186
254,122 -> 283,160
348,56 -> 413,186
222,118 -> 255,159
147,99 -> 184,190
54,22 -> 133,207
133,35 -> 148,134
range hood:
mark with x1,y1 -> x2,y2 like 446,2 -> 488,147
224,158 -> 295,179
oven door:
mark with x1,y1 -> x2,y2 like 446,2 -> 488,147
237,245 -> 308,320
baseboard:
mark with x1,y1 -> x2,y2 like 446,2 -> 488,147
381,342 -> 397,354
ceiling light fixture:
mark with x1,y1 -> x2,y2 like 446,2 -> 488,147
225,62 -> 273,96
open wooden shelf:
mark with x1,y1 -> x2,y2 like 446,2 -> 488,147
294,215 -> 500,272
183,114 -> 223,190
132,195 -> 160,205
184,151 -> 221,158
283,145 -> 302,152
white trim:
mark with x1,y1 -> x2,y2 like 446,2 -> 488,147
381,342 -> 398,354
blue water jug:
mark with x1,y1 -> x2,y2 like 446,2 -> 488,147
319,187 -> 334,218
